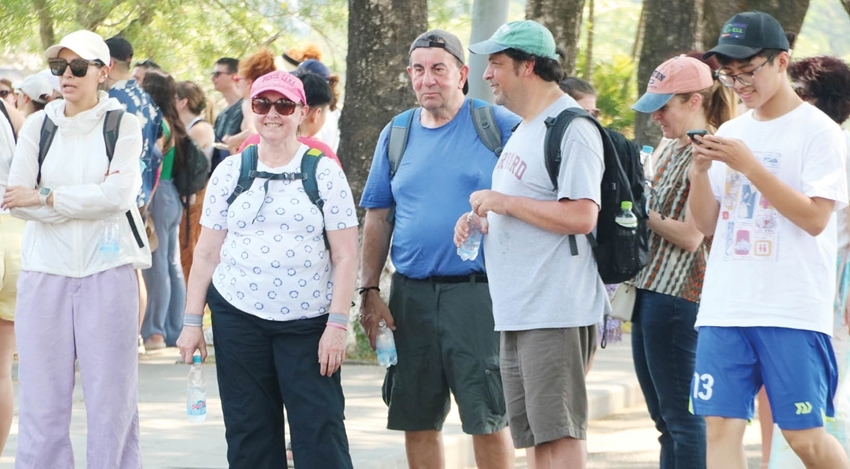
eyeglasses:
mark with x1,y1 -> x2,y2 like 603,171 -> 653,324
0,90 -> 9,98
585,108 -> 601,118
251,97 -> 300,116
210,71 -> 233,79
717,55 -> 776,88
48,58 -> 103,77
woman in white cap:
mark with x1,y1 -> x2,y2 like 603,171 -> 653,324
2,30 -> 151,468
14,74 -> 54,117
177,70 -> 358,468
628,54 -> 736,469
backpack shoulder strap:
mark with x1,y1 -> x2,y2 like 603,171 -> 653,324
542,108 -> 583,191
226,145 -> 258,205
470,98 -> 503,156
387,109 -> 415,178
301,147 -> 325,212
300,148 -> 330,250
0,101 -> 15,143
102,109 -> 124,163
37,115 -> 58,186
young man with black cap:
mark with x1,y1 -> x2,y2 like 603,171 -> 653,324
359,29 -> 517,469
462,20 -> 608,469
688,11 -> 849,469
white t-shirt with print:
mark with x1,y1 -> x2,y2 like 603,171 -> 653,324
200,145 -> 358,321
696,103 -> 848,335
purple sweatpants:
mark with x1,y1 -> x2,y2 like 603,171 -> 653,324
14,265 -> 141,469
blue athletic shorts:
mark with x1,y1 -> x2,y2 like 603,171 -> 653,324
692,326 -> 838,430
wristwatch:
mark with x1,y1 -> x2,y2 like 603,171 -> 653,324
38,187 -> 51,205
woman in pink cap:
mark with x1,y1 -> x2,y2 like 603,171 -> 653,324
177,70 -> 358,468
628,54 -> 736,469
3,29 -> 150,468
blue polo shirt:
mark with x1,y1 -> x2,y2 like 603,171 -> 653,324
360,99 -> 519,279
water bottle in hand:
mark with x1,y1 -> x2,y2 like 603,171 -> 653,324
375,319 -> 398,367
187,355 -> 207,423
457,212 -> 484,261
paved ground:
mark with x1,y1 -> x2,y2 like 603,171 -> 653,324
0,337 -> 768,468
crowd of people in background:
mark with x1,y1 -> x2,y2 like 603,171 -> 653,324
0,8 -> 849,469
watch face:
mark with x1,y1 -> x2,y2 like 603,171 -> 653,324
39,188 -> 50,196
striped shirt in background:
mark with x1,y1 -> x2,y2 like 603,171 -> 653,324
632,142 -> 709,303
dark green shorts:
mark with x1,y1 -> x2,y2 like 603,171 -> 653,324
382,273 -> 507,434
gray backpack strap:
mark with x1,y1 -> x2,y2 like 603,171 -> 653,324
37,116 -> 58,186
470,98 -> 503,156
387,109 -> 415,178
102,109 -> 124,163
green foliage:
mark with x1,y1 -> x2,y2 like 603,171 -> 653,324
348,320 -> 377,362
591,55 -> 637,136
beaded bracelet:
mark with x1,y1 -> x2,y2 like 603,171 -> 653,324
183,314 -> 203,327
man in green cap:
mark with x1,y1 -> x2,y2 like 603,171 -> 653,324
461,19 -> 608,468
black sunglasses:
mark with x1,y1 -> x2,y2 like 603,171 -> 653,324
0,90 -> 9,98
48,58 -> 103,77
251,97 -> 299,116
210,71 -> 233,79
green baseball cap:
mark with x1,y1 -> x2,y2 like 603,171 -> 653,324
468,20 -> 558,61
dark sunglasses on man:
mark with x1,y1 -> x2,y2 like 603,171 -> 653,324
48,58 -> 104,78
251,97 -> 300,116
210,71 -> 233,79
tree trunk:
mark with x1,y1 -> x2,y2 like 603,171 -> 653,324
33,0 -> 55,50
339,0 -> 427,210
634,0 -> 701,148
468,0 -> 510,102
843,0 -> 850,18
583,0 -> 595,81
526,0 -> 586,77
702,0 -> 810,49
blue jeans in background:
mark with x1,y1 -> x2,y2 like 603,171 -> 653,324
631,288 -> 705,469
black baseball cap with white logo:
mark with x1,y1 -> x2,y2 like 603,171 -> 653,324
704,11 -> 790,60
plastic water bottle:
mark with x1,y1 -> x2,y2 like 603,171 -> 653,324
615,201 -> 638,231
375,319 -> 398,367
98,216 -> 121,261
640,145 -> 654,180
187,355 -> 207,423
457,212 -> 484,261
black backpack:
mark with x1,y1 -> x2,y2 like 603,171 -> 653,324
385,98 -> 504,222
543,108 -> 649,284
225,144 -> 329,249
38,110 -> 146,249
173,136 -> 210,199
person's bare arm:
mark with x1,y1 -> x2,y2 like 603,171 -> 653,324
358,208 -> 394,349
471,189 -> 598,235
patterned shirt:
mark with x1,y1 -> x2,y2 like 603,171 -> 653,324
200,145 -> 359,321
108,79 -> 162,206
633,142 -> 709,302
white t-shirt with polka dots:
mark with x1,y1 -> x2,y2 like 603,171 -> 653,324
201,144 -> 359,321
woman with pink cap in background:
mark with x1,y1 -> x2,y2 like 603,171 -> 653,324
3,29 -> 150,468
628,54 -> 736,469
177,70 -> 358,468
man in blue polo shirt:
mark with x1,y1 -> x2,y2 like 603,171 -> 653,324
359,29 -> 518,469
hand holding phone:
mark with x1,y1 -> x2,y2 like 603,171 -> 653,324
687,130 -> 709,144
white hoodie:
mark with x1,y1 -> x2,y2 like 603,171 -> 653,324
8,91 -> 152,277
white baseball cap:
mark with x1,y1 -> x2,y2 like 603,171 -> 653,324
45,30 -> 111,65
14,75 -> 53,103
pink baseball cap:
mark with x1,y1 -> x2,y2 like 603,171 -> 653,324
632,55 -> 714,113
250,70 -> 306,104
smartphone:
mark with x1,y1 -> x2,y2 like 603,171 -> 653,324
687,129 -> 709,143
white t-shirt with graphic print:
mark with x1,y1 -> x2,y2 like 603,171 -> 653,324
696,103 -> 848,335
200,144 -> 359,321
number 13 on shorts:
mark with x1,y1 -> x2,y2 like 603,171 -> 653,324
693,372 -> 714,401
